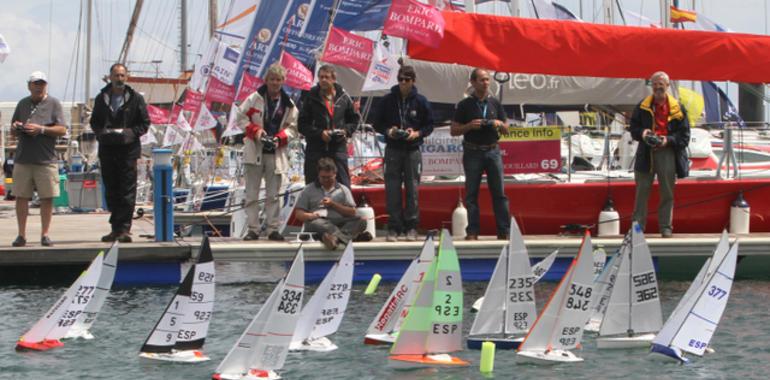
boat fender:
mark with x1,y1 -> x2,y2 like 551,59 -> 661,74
729,191 -> 750,234
355,195 -> 376,238
597,198 -> 620,236
451,199 -> 468,239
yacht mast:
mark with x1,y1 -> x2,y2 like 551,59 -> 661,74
180,0 -> 188,73
209,0 -> 218,38
85,0 -> 92,104
118,0 -> 145,65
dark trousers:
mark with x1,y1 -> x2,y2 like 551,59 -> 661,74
384,146 -> 421,233
304,152 -> 350,188
304,217 -> 366,245
462,146 -> 510,235
100,154 -> 137,233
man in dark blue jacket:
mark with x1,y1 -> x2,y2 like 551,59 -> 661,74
630,71 -> 690,238
374,66 -> 434,241
90,63 -> 150,242
298,65 -> 360,187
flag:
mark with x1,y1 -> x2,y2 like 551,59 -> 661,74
361,41 -> 400,92
179,133 -> 205,155
205,76 -> 236,104
162,125 -> 187,147
530,0 -> 581,21
170,103 -> 182,123
146,105 -> 171,124
0,34 -> 10,63
321,27 -> 374,74
140,126 -> 158,145
236,71 -> 264,102
331,0 -> 392,32
383,0 -> 445,49
194,103 -> 219,131
211,42 -> 241,85
222,106 -> 244,137
670,6 -> 697,23
280,51 -> 313,90
176,111 -> 192,132
702,82 -> 746,128
189,39 -> 218,91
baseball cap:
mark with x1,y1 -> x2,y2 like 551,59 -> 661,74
28,71 -> 48,83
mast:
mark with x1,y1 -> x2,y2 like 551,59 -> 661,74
118,0 -> 144,65
209,0 -> 218,38
180,0 -> 189,73
85,0 -> 92,104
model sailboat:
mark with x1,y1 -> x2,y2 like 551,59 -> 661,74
585,243 -> 623,333
64,242 -> 119,339
650,233 -> 737,363
140,236 -> 216,362
16,247 -> 115,351
388,229 -> 468,368
290,242 -> 354,352
596,223 -> 662,348
364,234 -> 435,345
213,248 -> 305,380
516,231 -> 596,364
467,218 -> 539,350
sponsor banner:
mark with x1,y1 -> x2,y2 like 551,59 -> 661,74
194,103 -> 219,131
281,51 -> 314,90
499,126 -> 561,173
205,76 -> 236,104
146,105 -> 171,125
420,127 -> 463,176
321,26 -> 374,74
383,0 -> 445,48
236,71 -> 264,102
189,39 -> 218,91
183,90 -> 204,112
332,0 -> 391,32
211,42 -> 241,85
361,40 -> 399,92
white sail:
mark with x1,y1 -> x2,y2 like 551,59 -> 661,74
366,236 -> 436,334
66,243 -> 119,339
292,243 -> 354,344
247,249 -> 305,371
593,246 -> 607,280
657,241 -> 738,357
598,224 -> 661,341
45,252 -> 105,341
652,258 -> 711,348
20,271 -> 88,344
140,271 -> 193,353
504,219 -> 538,334
175,239 -> 216,351
469,245 -> 508,336
585,247 -> 622,331
519,232 -> 595,352
532,249 -> 559,282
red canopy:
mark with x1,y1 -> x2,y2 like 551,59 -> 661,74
408,12 -> 770,83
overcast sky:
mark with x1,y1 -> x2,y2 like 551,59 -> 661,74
1,0 -> 768,104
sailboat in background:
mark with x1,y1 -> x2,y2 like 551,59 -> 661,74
290,242 -> 354,352
16,248 -> 111,351
516,231 -> 596,364
364,234 -> 435,346
467,218 -> 541,350
64,242 -> 119,340
650,233 -> 737,363
213,248 -> 305,380
585,243 -> 624,333
596,223 -> 662,348
139,237 -> 216,362
388,229 -> 468,368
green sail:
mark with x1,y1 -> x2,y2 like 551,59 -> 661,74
426,230 -> 464,353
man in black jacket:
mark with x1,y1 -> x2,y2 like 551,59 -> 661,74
630,71 -> 690,238
298,64 -> 360,187
373,66 -> 434,241
90,63 -> 150,242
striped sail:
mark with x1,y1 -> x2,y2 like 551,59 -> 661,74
425,230 -> 463,354
175,237 -> 216,350
390,250 -> 438,355
66,243 -> 119,339
140,270 -> 193,353
365,236 -> 434,336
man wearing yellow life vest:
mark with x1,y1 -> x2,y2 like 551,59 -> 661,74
630,71 -> 690,238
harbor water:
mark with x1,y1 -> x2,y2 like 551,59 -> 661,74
2,277 -> 769,379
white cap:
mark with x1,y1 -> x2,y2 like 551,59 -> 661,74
28,71 -> 48,83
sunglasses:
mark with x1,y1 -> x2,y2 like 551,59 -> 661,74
397,77 -> 413,82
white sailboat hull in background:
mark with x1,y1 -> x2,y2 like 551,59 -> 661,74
516,349 -> 584,364
596,333 -> 656,349
363,333 -> 397,345
214,369 -> 281,380
139,349 -> 210,362
288,336 -> 338,352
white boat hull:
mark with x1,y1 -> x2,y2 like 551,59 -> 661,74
289,337 -> 338,352
596,333 -> 656,349
516,349 -> 584,365
63,329 -> 95,340
214,369 -> 280,380
584,320 -> 601,333
139,350 -> 210,362
363,333 -> 396,345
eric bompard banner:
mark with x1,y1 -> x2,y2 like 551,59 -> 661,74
321,26 -> 374,74
383,0 -> 445,48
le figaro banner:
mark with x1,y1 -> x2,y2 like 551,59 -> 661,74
421,126 -> 561,176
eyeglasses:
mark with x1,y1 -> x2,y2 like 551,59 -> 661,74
397,77 -> 413,82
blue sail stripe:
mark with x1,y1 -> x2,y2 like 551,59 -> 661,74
689,311 -> 718,326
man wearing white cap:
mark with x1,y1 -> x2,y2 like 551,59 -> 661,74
10,71 -> 68,247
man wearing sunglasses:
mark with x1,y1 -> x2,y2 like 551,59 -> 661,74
373,66 -> 434,242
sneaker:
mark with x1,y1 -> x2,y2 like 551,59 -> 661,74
465,234 -> 478,241
101,232 -> 118,243
322,233 -> 338,250
12,236 -> 26,247
386,231 -> 398,242
267,231 -> 285,241
354,231 -> 373,242
661,229 -> 673,238
243,231 -> 260,241
41,236 -> 53,247
405,229 -> 418,242
115,232 -> 132,243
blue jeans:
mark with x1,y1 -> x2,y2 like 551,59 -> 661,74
384,146 -> 421,233
463,146 -> 510,235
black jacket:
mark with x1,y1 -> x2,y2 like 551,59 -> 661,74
373,85 -> 434,150
630,94 -> 690,178
298,83 -> 360,156
90,83 -> 150,160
